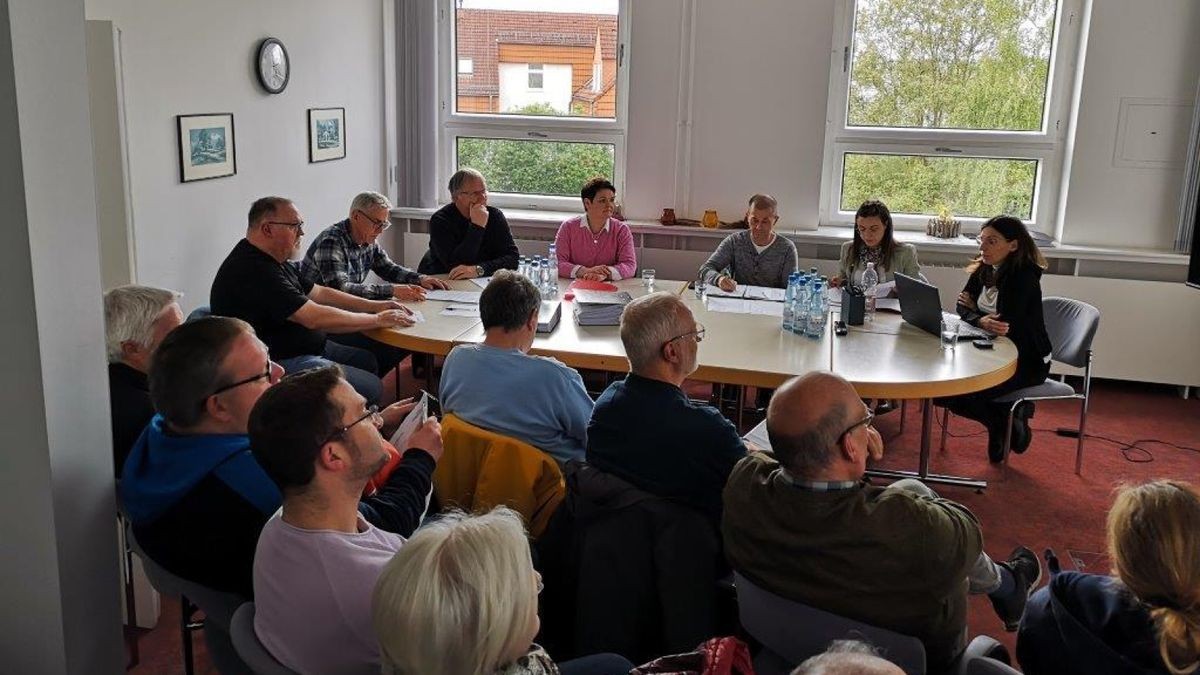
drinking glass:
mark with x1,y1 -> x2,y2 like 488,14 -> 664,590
695,275 -> 707,299
940,316 -> 959,350
642,268 -> 656,288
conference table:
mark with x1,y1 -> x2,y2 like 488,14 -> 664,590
368,276 -> 1018,490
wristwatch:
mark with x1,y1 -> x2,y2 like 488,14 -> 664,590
475,265 -> 485,277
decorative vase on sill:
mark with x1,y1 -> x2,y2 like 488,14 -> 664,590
701,209 -> 720,229
927,206 -> 961,239
659,208 -> 677,226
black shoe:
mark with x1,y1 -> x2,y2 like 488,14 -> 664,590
1010,403 -> 1035,454
989,546 -> 1043,631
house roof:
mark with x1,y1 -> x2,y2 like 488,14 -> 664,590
456,8 -> 617,97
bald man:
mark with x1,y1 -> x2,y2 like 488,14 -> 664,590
722,372 -> 1040,674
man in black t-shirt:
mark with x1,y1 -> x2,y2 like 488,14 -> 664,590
417,168 -> 519,279
211,196 -> 414,405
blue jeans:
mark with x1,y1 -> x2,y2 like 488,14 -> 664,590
558,653 -> 634,675
278,341 -> 382,406
328,330 -> 409,375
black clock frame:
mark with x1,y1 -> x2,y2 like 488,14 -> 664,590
255,37 -> 290,94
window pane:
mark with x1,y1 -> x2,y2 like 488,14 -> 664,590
455,0 -> 619,118
457,137 -> 615,197
840,153 -> 1037,219
847,0 -> 1058,131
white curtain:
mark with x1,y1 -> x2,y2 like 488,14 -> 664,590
392,0 -> 440,208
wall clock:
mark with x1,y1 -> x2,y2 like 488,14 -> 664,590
256,37 -> 289,94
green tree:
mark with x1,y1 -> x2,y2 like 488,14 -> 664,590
841,0 -> 1055,219
458,104 -> 614,197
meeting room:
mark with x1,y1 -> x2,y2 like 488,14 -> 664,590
6,0 -> 1200,674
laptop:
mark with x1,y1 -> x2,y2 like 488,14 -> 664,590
894,273 -> 991,340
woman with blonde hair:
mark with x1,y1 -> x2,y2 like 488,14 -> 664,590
372,507 -> 632,675
1017,480 -> 1200,674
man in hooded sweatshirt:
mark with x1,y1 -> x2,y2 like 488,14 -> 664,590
120,316 -> 436,598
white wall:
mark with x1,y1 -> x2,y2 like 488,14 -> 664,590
85,0 -> 389,311
498,62 -> 572,112
620,0 -> 1200,252
0,0 -> 123,671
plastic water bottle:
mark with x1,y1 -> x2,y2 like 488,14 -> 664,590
792,275 -> 809,335
518,256 -> 528,279
782,273 -> 798,332
862,262 -> 879,322
548,242 -> 558,267
806,281 -> 827,338
540,259 -> 555,297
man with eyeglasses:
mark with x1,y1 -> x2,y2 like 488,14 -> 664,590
248,366 -> 442,675
418,168 -> 519,280
587,292 -> 748,528
120,318 -> 438,600
722,371 -> 1042,674
212,196 -> 416,407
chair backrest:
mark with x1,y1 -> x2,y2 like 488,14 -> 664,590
1042,297 -> 1100,368
125,524 -> 244,630
435,413 -> 565,538
187,305 -> 213,323
230,602 -> 300,675
734,571 -> 926,675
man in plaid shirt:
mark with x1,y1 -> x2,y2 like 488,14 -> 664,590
301,191 -> 449,384
301,191 -> 447,300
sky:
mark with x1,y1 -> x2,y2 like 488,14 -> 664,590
459,0 -> 618,14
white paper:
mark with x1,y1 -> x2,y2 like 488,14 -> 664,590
439,303 -> 481,318
874,281 -> 896,298
876,298 -> 901,313
389,393 -> 429,450
572,289 -> 632,305
703,285 -> 747,298
403,309 -> 426,323
742,285 -> 787,302
743,419 -> 773,452
469,277 -> 492,289
425,289 -> 482,303
706,297 -> 784,317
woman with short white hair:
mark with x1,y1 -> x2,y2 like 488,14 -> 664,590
372,507 -> 631,675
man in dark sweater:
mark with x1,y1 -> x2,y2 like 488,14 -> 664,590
722,372 -> 1041,674
418,168 -> 519,279
588,292 -> 747,526
103,285 -> 183,475
119,317 -> 442,599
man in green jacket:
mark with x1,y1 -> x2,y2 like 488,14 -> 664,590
722,372 -> 1041,674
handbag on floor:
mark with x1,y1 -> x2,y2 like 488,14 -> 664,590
631,637 -> 754,675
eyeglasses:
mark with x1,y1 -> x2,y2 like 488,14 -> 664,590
320,405 -> 383,446
210,361 -> 279,397
837,409 -> 876,444
266,220 -> 305,235
664,323 -> 706,348
356,209 -> 391,232
457,189 -> 488,199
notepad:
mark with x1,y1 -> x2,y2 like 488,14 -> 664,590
426,289 -> 482,303
439,303 -> 481,318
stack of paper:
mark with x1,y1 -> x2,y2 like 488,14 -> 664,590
572,290 -> 633,326
426,289 -> 482,303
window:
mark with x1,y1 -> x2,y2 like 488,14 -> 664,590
443,0 -> 627,210
820,0 -> 1081,232
458,58 -> 473,75
527,63 -> 544,90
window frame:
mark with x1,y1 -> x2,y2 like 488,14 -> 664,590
439,0 -> 630,212
526,63 -> 544,91
817,0 -> 1084,234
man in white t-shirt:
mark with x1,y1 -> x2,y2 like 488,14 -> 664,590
247,365 -> 443,675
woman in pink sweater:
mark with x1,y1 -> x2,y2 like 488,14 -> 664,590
554,177 -> 638,280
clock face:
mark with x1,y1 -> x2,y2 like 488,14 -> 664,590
256,38 -> 289,94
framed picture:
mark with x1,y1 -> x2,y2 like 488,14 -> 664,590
176,113 -> 236,183
308,107 -> 346,162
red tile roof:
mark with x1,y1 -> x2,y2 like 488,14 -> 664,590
456,8 -> 617,97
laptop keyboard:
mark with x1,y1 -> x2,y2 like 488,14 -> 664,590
942,312 -> 992,340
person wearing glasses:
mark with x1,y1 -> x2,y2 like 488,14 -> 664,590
248,366 -> 443,675
300,191 -> 449,381
698,193 -> 798,291
587,292 -> 748,528
722,371 -> 1042,674
418,168 -> 519,280
211,196 -> 416,406
439,270 -> 593,464
372,506 -> 632,675
553,177 -> 637,281
119,318 -> 437,600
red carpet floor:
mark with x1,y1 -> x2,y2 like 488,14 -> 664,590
125,377 -> 1200,673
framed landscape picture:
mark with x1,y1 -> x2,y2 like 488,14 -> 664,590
177,113 -> 236,183
308,107 -> 346,163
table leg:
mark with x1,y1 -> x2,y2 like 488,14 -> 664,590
865,397 -> 987,491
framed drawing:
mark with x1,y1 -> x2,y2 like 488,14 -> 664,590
177,113 -> 236,183
308,107 -> 346,163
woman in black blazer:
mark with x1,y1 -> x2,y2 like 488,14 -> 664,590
941,216 -> 1052,462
